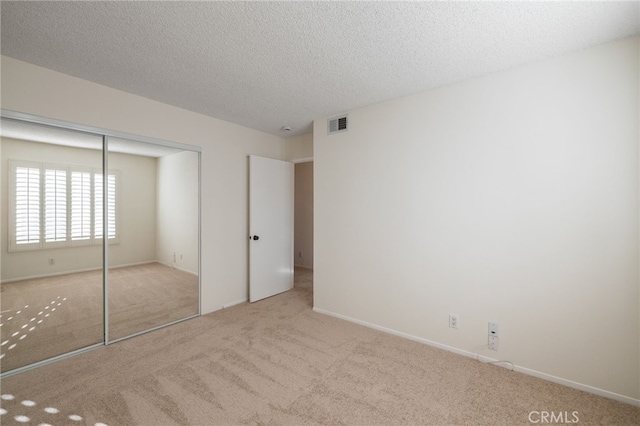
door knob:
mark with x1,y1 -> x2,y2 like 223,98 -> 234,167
252,235 -> 259,240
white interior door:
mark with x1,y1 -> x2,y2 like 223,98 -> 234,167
249,155 -> 294,302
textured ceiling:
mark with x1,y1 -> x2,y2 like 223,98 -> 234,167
1,1 -> 638,138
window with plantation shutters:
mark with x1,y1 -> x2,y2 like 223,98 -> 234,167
95,173 -> 104,239
107,174 -> 116,240
14,164 -> 41,247
71,170 -> 92,242
9,160 -> 118,252
45,168 -> 67,244
94,173 -> 117,240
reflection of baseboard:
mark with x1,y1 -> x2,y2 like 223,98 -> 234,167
1,260 -> 157,284
156,260 -> 198,276
110,261 -> 157,270
2,266 -> 102,284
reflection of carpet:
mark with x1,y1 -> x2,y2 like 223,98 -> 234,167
0,263 -> 198,373
2,267 -> 639,426
108,263 -> 199,341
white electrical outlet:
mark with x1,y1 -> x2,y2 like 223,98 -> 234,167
489,321 -> 499,337
488,335 -> 499,351
449,314 -> 458,329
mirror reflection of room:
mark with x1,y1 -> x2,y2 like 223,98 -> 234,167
1,118 -> 200,373
108,140 -> 199,341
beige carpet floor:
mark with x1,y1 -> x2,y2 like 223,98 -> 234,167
1,263 -> 198,372
1,267 -> 638,425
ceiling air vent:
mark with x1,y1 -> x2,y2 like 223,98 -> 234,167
327,115 -> 348,135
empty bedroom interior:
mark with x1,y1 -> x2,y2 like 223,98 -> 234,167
1,1 -> 640,424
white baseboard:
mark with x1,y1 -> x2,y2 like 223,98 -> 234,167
223,298 -> 248,309
204,298 -> 248,315
312,307 -> 640,407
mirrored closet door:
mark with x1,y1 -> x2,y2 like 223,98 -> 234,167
1,118 -> 105,372
107,138 -> 200,342
0,114 -> 201,374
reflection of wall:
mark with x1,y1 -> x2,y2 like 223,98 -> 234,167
294,162 -> 313,269
1,137 -> 157,282
156,151 -> 198,274
109,151 -> 157,269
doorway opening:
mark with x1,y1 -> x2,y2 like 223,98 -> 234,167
294,161 -> 313,293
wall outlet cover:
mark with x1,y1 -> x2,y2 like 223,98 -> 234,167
449,314 -> 458,329
489,321 -> 499,336
488,335 -> 499,351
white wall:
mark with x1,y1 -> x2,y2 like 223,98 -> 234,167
286,132 -> 313,161
294,161 -> 313,269
1,138 -> 157,281
1,56 -> 288,313
314,36 -> 639,402
156,150 -> 199,274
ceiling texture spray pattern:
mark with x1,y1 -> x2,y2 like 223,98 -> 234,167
1,1 -> 639,137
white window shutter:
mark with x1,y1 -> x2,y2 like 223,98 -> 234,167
107,174 -> 117,239
71,171 -> 92,241
93,172 -> 117,240
45,168 -> 67,243
94,173 -> 103,239
14,166 -> 41,245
